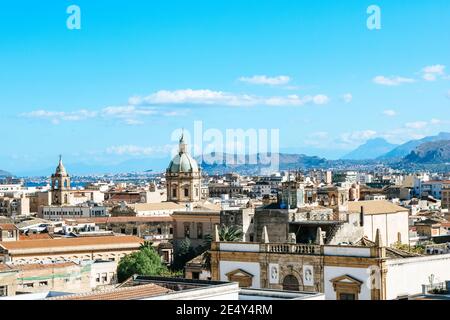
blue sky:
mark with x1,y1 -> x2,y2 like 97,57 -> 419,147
1,0 -> 450,174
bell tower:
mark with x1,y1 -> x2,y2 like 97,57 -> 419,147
51,155 -> 71,205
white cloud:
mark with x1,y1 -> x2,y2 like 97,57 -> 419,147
341,93 -> 353,103
405,121 -> 428,129
131,89 -> 330,107
238,75 -> 291,86
373,76 -> 415,86
383,109 -> 397,117
338,130 -> 377,147
106,145 -> 173,157
20,105 -> 184,125
422,64 -> 446,81
20,109 -> 97,124
123,119 -> 144,126
101,106 -> 160,118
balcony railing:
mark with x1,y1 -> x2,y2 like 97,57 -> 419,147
266,243 -> 322,255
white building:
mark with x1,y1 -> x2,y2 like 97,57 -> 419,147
348,200 -> 409,246
40,203 -> 107,221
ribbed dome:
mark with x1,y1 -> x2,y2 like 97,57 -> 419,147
168,153 -> 199,173
167,132 -> 200,173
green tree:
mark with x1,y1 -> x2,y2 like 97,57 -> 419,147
117,245 -> 168,282
218,225 -> 244,242
172,237 -> 198,271
202,225 -> 244,270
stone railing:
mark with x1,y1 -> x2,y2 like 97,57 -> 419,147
265,243 -> 322,255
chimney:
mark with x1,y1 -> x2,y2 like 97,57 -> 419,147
262,226 -> 269,243
360,205 -> 364,227
316,227 -> 324,245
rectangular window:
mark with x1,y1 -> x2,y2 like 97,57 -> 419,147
172,188 -> 177,197
39,281 -> 48,287
192,272 -> 200,280
184,188 -> 189,197
0,286 -> 7,297
102,273 -> 108,283
184,224 -> 190,238
197,223 -> 203,239
339,293 -> 356,300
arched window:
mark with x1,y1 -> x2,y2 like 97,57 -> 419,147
282,275 -> 300,291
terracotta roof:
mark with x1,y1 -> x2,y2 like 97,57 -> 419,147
348,200 -> 408,215
0,235 -> 143,251
0,223 -> 18,231
47,283 -> 172,300
19,233 -> 53,241
0,264 -> 17,273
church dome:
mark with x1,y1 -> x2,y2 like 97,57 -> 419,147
167,133 -> 200,174
168,153 -> 199,173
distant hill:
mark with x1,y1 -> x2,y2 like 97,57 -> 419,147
0,170 -> 12,177
404,140 -> 450,163
341,138 -> 398,160
198,152 -> 327,174
378,132 -> 450,160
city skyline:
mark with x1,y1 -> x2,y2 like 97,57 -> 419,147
1,0 -> 450,174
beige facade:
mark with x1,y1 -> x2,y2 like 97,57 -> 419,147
15,262 -> 91,294
0,235 -> 143,265
0,265 -> 17,296
172,211 -> 220,251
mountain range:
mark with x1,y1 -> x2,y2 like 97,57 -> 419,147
0,170 -> 12,177
404,140 -> 450,163
378,132 -> 450,160
341,138 -> 399,160
4,132 -> 450,177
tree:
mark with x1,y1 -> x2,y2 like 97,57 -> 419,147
202,225 -> 244,270
117,245 -> 168,282
172,237 -> 198,271
218,225 -> 244,242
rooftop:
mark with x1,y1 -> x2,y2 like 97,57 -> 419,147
0,235 -> 143,251
64,216 -> 173,224
348,200 -> 408,215
47,283 -> 172,300
0,223 -> 17,231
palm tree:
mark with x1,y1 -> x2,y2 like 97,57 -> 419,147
201,225 -> 244,269
218,225 -> 244,242
140,240 -> 154,250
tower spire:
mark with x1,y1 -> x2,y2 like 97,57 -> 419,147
179,129 -> 187,154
